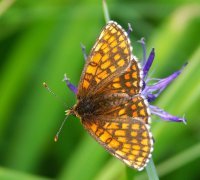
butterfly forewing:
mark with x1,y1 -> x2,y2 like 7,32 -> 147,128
77,21 -> 132,97
82,116 -> 153,170
102,57 -> 143,96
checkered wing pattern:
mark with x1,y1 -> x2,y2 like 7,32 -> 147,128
73,21 -> 154,171
77,21 -> 132,98
104,96 -> 151,124
103,57 -> 143,96
88,94 -> 150,124
82,116 -> 153,170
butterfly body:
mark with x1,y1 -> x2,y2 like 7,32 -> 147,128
68,21 -> 153,171
74,97 -> 97,118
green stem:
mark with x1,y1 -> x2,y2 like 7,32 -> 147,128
102,0 -> 110,23
145,158 -> 159,180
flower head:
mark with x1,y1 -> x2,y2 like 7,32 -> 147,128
138,38 -> 186,124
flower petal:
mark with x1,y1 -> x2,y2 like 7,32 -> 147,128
143,63 -> 187,101
143,48 -> 155,78
63,74 -> 78,94
150,105 -> 186,124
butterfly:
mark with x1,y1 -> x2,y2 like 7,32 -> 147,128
67,21 -> 154,171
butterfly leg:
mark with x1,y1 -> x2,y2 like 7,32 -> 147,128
80,43 -> 88,61
150,105 -> 186,123
63,74 -> 78,94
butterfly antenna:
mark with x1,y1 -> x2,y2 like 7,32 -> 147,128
43,82 -> 67,108
54,114 -> 69,142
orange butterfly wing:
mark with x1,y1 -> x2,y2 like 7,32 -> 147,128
77,21 -> 132,98
82,116 -> 153,170
103,57 -> 143,96
104,96 -> 151,124
73,21 -> 154,171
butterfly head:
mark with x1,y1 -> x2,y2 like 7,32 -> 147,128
65,103 -> 82,119
65,109 -> 74,116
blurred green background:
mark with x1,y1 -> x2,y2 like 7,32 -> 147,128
0,0 -> 200,179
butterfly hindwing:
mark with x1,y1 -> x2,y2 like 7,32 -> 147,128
82,116 -> 153,170
104,95 -> 151,124
85,94 -> 150,124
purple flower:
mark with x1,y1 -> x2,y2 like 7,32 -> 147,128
64,36 -> 186,124
139,38 -> 186,124
63,74 -> 78,94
